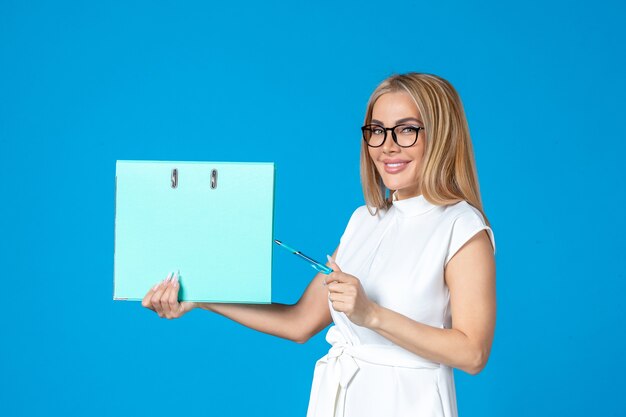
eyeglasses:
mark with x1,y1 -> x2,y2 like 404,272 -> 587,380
361,124 -> 425,148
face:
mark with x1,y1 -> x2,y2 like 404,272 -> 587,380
367,91 -> 425,200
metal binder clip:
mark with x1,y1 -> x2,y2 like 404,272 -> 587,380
210,169 -> 218,189
171,168 -> 178,189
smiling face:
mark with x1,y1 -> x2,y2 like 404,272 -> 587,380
367,91 -> 426,200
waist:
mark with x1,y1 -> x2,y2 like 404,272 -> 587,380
324,326 -> 441,370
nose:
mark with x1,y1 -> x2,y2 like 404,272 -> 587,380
382,130 -> 400,154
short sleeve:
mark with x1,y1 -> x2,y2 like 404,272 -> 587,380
338,206 -> 366,245
444,208 -> 496,266
334,206 -> 370,265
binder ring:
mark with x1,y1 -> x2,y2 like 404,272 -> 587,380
211,169 -> 218,189
171,168 -> 178,189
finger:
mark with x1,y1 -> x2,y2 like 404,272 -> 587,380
326,254 -> 342,272
325,272 -> 351,285
323,274 -> 333,287
327,282 -> 350,294
152,272 -> 173,317
323,272 -> 334,286
142,281 -> 161,310
323,270 -> 340,285
324,270 -> 340,285
328,291 -> 348,301
166,272 -> 181,318
161,273 -> 178,317
328,293 -> 346,309
180,301 -> 195,315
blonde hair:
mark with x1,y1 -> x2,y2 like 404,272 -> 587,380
360,72 -> 491,227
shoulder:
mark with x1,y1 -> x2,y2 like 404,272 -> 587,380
440,199 -> 485,222
441,200 -> 496,266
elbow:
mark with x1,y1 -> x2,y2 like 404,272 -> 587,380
465,349 -> 489,375
288,325 -> 312,344
293,323 -> 325,344
293,331 -> 313,344
290,312 -> 331,344
291,318 -> 328,344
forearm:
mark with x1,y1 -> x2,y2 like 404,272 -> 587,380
195,302 -> 306,343
367,304 -> 482,374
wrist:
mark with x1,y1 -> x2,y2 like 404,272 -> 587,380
366,302 -> 383,330
195,302 -> 214,312
191,301 -> 210,310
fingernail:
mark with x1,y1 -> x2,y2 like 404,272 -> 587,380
165,272 -> 173,282
326,254 -> 334,263
152,282 -> 161,291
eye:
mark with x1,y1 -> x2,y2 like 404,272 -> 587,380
398,125 -> 420,134
371,126 -> 384,135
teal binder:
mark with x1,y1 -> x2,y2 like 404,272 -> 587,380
113,160 -> 275,303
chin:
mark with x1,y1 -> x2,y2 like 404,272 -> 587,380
381,177 -> 413,191
381,177 -> 419,196
376,165 -> 419,193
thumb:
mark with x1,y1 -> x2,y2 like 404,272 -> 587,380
326,254 -> 341,272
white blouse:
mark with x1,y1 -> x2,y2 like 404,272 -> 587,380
306,191 -> 496,417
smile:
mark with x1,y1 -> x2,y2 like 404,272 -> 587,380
383,161 -> 410,173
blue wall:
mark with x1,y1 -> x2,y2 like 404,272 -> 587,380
1,1 -> 624,416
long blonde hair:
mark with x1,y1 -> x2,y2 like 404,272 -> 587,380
360,72 -> 491,227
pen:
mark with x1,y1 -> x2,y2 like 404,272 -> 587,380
274,239 -> 333,275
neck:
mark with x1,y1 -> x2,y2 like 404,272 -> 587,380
393,188 -> 421,201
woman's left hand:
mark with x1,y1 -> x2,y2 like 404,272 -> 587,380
325,255 -> 379,328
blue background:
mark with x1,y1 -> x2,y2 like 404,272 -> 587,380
1,1 -> 624,416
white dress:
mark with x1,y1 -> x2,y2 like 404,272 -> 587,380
306,191 -> 496,417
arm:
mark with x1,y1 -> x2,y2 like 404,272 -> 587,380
142,246 -> 338,344
327,230 -> 495,375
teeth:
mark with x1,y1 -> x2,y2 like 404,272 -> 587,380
386,162 -> 406,167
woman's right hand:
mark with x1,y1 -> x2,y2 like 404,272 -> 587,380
142,272 -> 197,319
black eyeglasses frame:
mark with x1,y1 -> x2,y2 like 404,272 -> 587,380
361,124 -> 425,148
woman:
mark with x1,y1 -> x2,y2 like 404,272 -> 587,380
142,72 -> 496,417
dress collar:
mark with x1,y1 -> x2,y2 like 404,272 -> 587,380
391,190 -> 439,217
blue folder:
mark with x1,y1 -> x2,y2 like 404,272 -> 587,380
113,160 -> 275,303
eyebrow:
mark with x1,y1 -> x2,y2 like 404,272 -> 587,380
371,117 -> 423,126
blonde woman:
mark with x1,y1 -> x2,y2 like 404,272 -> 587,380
142,72 -> 496,417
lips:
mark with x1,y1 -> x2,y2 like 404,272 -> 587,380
382,160 -> 410,174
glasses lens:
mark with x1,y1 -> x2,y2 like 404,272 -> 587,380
363,125 -> 385,147
394,125 -> 419,147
